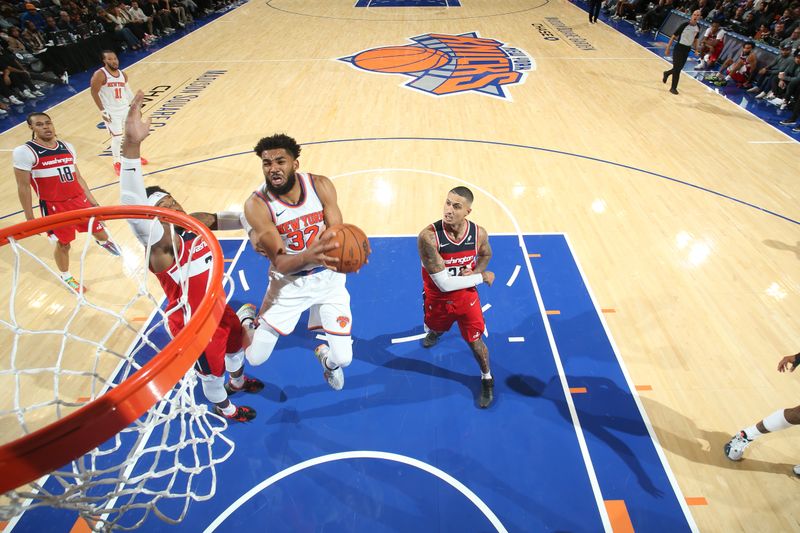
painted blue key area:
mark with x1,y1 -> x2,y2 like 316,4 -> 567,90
12,235 -> 691,532
355,0 -> 461,7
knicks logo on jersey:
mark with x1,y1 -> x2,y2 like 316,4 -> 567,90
336,316 -> 350,329
339,32 -> 534,99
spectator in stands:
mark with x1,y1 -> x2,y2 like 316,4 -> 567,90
142,0 -> 174,36
57,10 -> 79,35
765,47 -> 800,106
712,40 -> 758,86
754,23 -> 772,42
750,42 -> 794,94
0,41 -> 44,101
19,3 -> 47,32
696,19 -> 726,69
785,5 -> 800,35
98,6 -> 142,51
43,15 -> 63,43
638,0 -> 673,33
781,26 -> 800,51
162,0 -> 188,28
125,1 -> 154,41
20,20 -> 46,52
2,27 -> 29,53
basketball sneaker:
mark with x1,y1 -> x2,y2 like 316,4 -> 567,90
114,162 -> 121,176
479,377 -> 494,408
225,376 -> 264,395
724,431 -> 752,460
96,239 -> 121,256
236,303 -> 257,328
314,344 -> 343,391
794,465 -> 800,476
214,404 -> 256,422
422,331 -> 440,348
63,275 -> 86,293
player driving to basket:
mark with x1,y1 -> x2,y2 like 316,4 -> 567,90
118,91 -> 262,421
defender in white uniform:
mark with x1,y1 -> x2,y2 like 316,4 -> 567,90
90,50 -> 146,176
242,134 -> 354,391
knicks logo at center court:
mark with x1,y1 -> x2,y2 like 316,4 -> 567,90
339,32 -> 534,99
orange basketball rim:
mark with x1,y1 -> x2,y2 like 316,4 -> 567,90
0,205 -> 227,494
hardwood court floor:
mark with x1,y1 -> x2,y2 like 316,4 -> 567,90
0,1 -> 798,531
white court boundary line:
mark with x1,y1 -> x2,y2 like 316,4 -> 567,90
562,234 -> 699,532
203,451 -> 508,533
329,167 -> 612,531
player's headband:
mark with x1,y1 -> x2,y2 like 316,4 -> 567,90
147,192 -> 168,206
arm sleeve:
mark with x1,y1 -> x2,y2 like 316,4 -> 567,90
429,270 -> 482,292
215,211 -> 244,230
119,156 -> 164,245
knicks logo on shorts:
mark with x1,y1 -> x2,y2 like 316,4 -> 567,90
339,32 -> 534,99
336,316 -> 351,329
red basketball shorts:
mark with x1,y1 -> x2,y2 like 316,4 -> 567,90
168,304 -> 243,377
423,289 -> 485,343
40,195 -> 103,244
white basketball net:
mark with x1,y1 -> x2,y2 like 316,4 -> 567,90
0,214 -> 234,531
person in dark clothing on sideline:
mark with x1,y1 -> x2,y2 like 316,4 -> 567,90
662,9 -> 701,95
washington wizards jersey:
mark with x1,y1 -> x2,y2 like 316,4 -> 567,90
422,219 -> 479,298
252,172 -> 326,272
154,231 -> 213,333
13,140 -> 83,201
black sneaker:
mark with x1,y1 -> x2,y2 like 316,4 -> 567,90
422,331 -> 440,348
669,88 -> 679,95
215,404 -> 256,422
779,119 -> 797,126
479,378 -> 494,408
662,71 -> 669,84
225,376 -> 264,395
793,126 -> 800,132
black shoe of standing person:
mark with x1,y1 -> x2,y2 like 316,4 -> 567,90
479,378 -> 494,408
422,331 -> 440,348
670,88 -> 679,95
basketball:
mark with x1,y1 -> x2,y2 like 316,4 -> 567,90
324,223 -> 371,273
352,46 -> 450,74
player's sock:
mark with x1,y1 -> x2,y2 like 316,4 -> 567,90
229,375 -> 244,389
481,371 -> 492,380
111,134 -> 122,162
743,424 -> 764,440
219,402 -> 236,416
60,271 -> 72,280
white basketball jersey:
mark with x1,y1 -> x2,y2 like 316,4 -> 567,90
253,172 -> 326,268
98,67 -> 131,114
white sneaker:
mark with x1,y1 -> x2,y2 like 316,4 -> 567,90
314,344 -> 343,391
60,71 -> 69,84
695,60 -> 707,70
32,90 -> 44,97
0,108 -> 7,116
724,431 -> 752,461
236,302 -> 256,328
793,465 -> 800,476
769,97 -> 784,106
9,95 -> 23,105
21,89 -> 35,100
755,91 -> 767,99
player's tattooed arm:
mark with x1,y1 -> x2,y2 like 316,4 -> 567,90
417,227 -> 445,274
473,225 -> 492,273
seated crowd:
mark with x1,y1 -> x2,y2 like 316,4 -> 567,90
0,0 -> 235,117
601,0 -> 800,131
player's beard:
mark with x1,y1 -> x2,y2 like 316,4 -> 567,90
267,171 -> 296,196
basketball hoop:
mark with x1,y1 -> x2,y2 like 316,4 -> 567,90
0,206 -> 233,530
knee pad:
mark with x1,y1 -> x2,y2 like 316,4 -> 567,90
225,348 -> 245,373
197,372 -> 227,404
326,334 -> 352,368
245,324 -> 279,366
